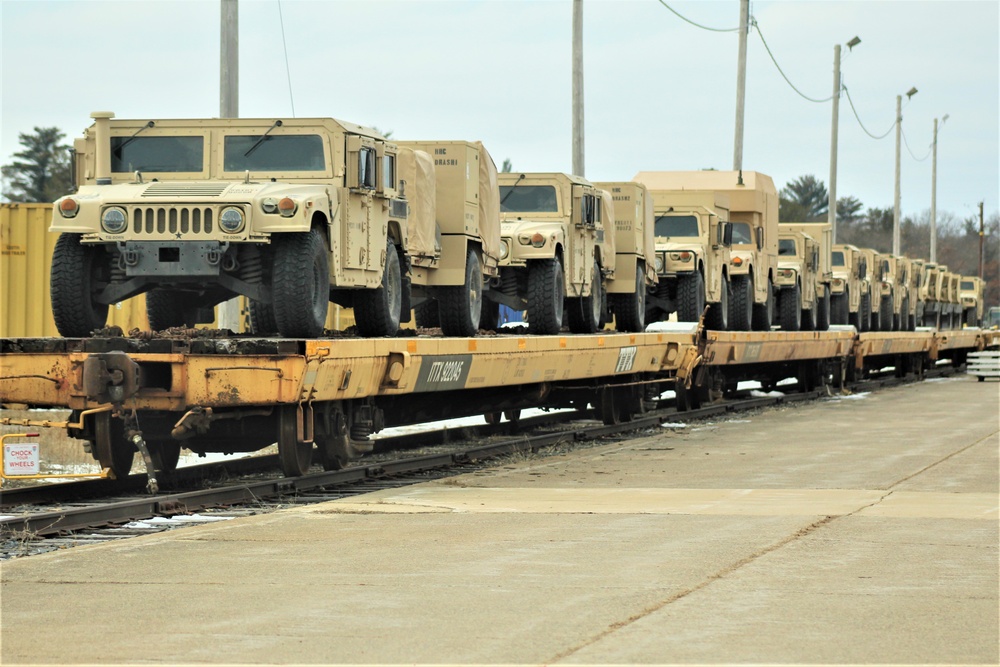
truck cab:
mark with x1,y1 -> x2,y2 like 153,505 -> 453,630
781,222 -> 833,330
959,276 -> 985,327
858,248 -> 886,330
831,243 -> 870,330
775,230 -> 826,331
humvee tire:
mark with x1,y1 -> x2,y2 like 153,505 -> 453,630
801,301 -> 815,331
879,294 -> 893,331
752,278 -> 775,331
729,274 -> 753,331
355,240 -> 402,338
677,271 -> 705,323
834,290 -> 850,325
414,300 -> 440,328
612,264 -> 647,333
567,259 -> 603,334
704,277 -> 730,331
816,286 -> 831,331
779,283 -> 801,331
146,289 -> 192,331
248,299 -> 278,335
527,257 -> 565,335
480,298 -> 500,331
438,247 -> 483,337
51,234 -> 109,338
272,228 -> 330,338
859,292 -> 871,332
900,296 -> 910,331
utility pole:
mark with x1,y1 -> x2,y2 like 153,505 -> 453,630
828,44 -> 841,242
979,201 -> 985,280
732,0 -> 749,171
893,94 -> 902,256
572,0 -> 584,177
218,0 -> 240,331
930,118 -> 938,263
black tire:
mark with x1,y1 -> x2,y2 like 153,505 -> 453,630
438,247 -> 483,337
355,240 -> 402,337
146,289 -> 191,330
50,234 -> 110,337
272,229 -> 330,338
527,258 -> 565,335
480,298 -> 500,332
779,283 -> 801,331
752,278 -> 775,331
834,290 -> 850,325
612,264 -> 646,332
567,259 -> 603,334
704,277 -> 730,331
248,298 -> 278,335
677,271 -> 705,323
414,300 -> 440,328
816,285 -> 831,331
859,292 -> 871,332
900,296 -> 910,331
729,274 -> 753,331
879,294 -> 893,331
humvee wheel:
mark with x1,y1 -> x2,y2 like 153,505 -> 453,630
278,405 -> 313,477
677,271 -> 705,323
438,247 -> 483,337
836,290 -> 851,326
816,286 -> 831,331
752,278 -> 775,331
527,257 -> 565,335
859,292 -> 872,332
51,234 -> 110,338
272,228 -> 330,338
93,411 -> 135,479
705,277 -> 730,331
414,300 -> 440,328
146,289 -> 193,330
779,284 -> 801,331
879,294 -> 894,331
568,259 -> 603,334
612,264 -> 646,332
355,240 -> 402,337
729,275 -> 753,331
248,298 -> 278,335
480,299 -> 500,331
800,303 -> 815,331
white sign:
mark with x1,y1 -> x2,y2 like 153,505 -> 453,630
4,442 -> 40,475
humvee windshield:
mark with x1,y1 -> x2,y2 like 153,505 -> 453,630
832,251 -> 845,266
111,136 -> 204,172
499,185 -> 559,213
224,134 -> 325,171
778,239 -> 797,256
654,215 -> 698,237
731,222 -> 753,244
961,280 -> 975,290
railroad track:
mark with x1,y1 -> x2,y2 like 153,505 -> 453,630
0,365 -> 959,559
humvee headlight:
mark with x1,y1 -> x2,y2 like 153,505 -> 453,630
101,207 -> 127,234
58,198 -> 79,218
499,239 -> 510,260
670,251 -> 693,262
530,233 -> 545,248
261,197 -> 278,214
655,254 -> 665,273
219,207 -> 245,233
278,197 -> 297,217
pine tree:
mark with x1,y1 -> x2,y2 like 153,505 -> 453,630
1,127 -> 73,203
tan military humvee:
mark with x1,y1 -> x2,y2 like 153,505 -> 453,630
495,173 -> 614,334
50,112 -> 500,339
592,182 -> 658,331
918,262 -> 941,328
780,222 -> 833,329
775,230 -> 827,331
858,248 -> 886,330
875,254 -> 907,331
959,276 -> 985,327
906,259 -> 925,329
831,243 -> 870,330
944,270 -> 963,329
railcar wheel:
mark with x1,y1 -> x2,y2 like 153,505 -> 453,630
51,234 -> 110,338
612,264 -> 646,332
729,275 -> 753,331
278,405 -> 313,477
484,411 -> 501,425
677,271 -> 705,323
93,412 -> 135,479
148,440 -> 181,474
751,278 -> 775,331
438,247 -> 483,337
272,228 -> 330,338
248,298 -> 278,335
568,259 -> 603,334
779,284 -> 801,331
527,257 -> 565,335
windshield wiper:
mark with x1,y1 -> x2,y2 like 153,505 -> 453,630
243,120 -> 283,157
499,173 -> 526,207
113,121 -> 155,157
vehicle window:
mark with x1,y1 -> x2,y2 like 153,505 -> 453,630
224,134 -> 325,171
111,136 -> 204,172
383,154 -> 395,190
500,185 -> 558,213
654,215 -> 699,237
961,280 -> 975,290
831,251 -> 845,266
778,239 -> 797,256
731,222 -> 752,244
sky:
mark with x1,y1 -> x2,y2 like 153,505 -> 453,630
1,0 -> 997,224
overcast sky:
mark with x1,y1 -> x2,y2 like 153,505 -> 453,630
2,0 -> 997,223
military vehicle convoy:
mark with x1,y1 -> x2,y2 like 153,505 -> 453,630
49,112 -> 501,339
830,243 -> 870,330
959,276 -> 985,327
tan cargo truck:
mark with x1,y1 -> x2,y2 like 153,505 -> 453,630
592,181 -> 658,331
50,112 -> 500,339
780,221 -> 832,330
831,243 -> 871,330
775,229 -> 827,331
858,248 -> 886,331
495,173 -> 615,334
626,184 -> 733,328
633,170 -> 777,331
959,276 -> 985,327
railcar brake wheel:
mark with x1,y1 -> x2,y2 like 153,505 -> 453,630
278,405 -> 313,477
93,411 -> 136,479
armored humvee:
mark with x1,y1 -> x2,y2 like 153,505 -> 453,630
858,248 -> 886,331
876,255 -> 907,331
904,258 -> 925,330
830,243 -> 870,330
494,173 -> 614,335
959,276 -> 985,327
592,181 -> 658,331
780,222 -> 833,331
775,229 -> 827,331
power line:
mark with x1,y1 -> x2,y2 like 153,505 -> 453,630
842,86 -> 895,140
901,125 -> 931,162
751,18 -> 833,104
278,0 -> 296,118
656,1 -> 738,33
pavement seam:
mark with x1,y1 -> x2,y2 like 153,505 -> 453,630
881,428 -> 999,492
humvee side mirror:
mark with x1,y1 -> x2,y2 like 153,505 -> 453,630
721,222 -> 733,246
756,227 -> 764,250
858,261 -> 867,280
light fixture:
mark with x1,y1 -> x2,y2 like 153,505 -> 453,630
906,87 -> 918,99
846,36 -> 861,50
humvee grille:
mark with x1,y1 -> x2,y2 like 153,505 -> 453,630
131,206 -> 215,235
142,183 -> 229,197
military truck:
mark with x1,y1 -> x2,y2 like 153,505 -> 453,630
919,262 -> 941,328
397,140 -> 501,336
494,173 -> 615,335
780,222 -> 832,330
858,248 -> 886,330
875,254 -> 907,331
959,276 -> 985,327
943,270 -> 963,329
634,170 -> 777,331
830,243 -> 870,330
592,181 -> 658,331
626,182 -> 733,329
905,258 -> 925,330
775,229 -> 828,331
50,112 -> 501,339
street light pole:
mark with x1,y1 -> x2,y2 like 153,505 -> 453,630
893,94 -> 902,255
732,0 -> 749,171
828,44 -> 841,241
572,0 -> 584,177
930,114 -> 948,263
218,0 -> 240,332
